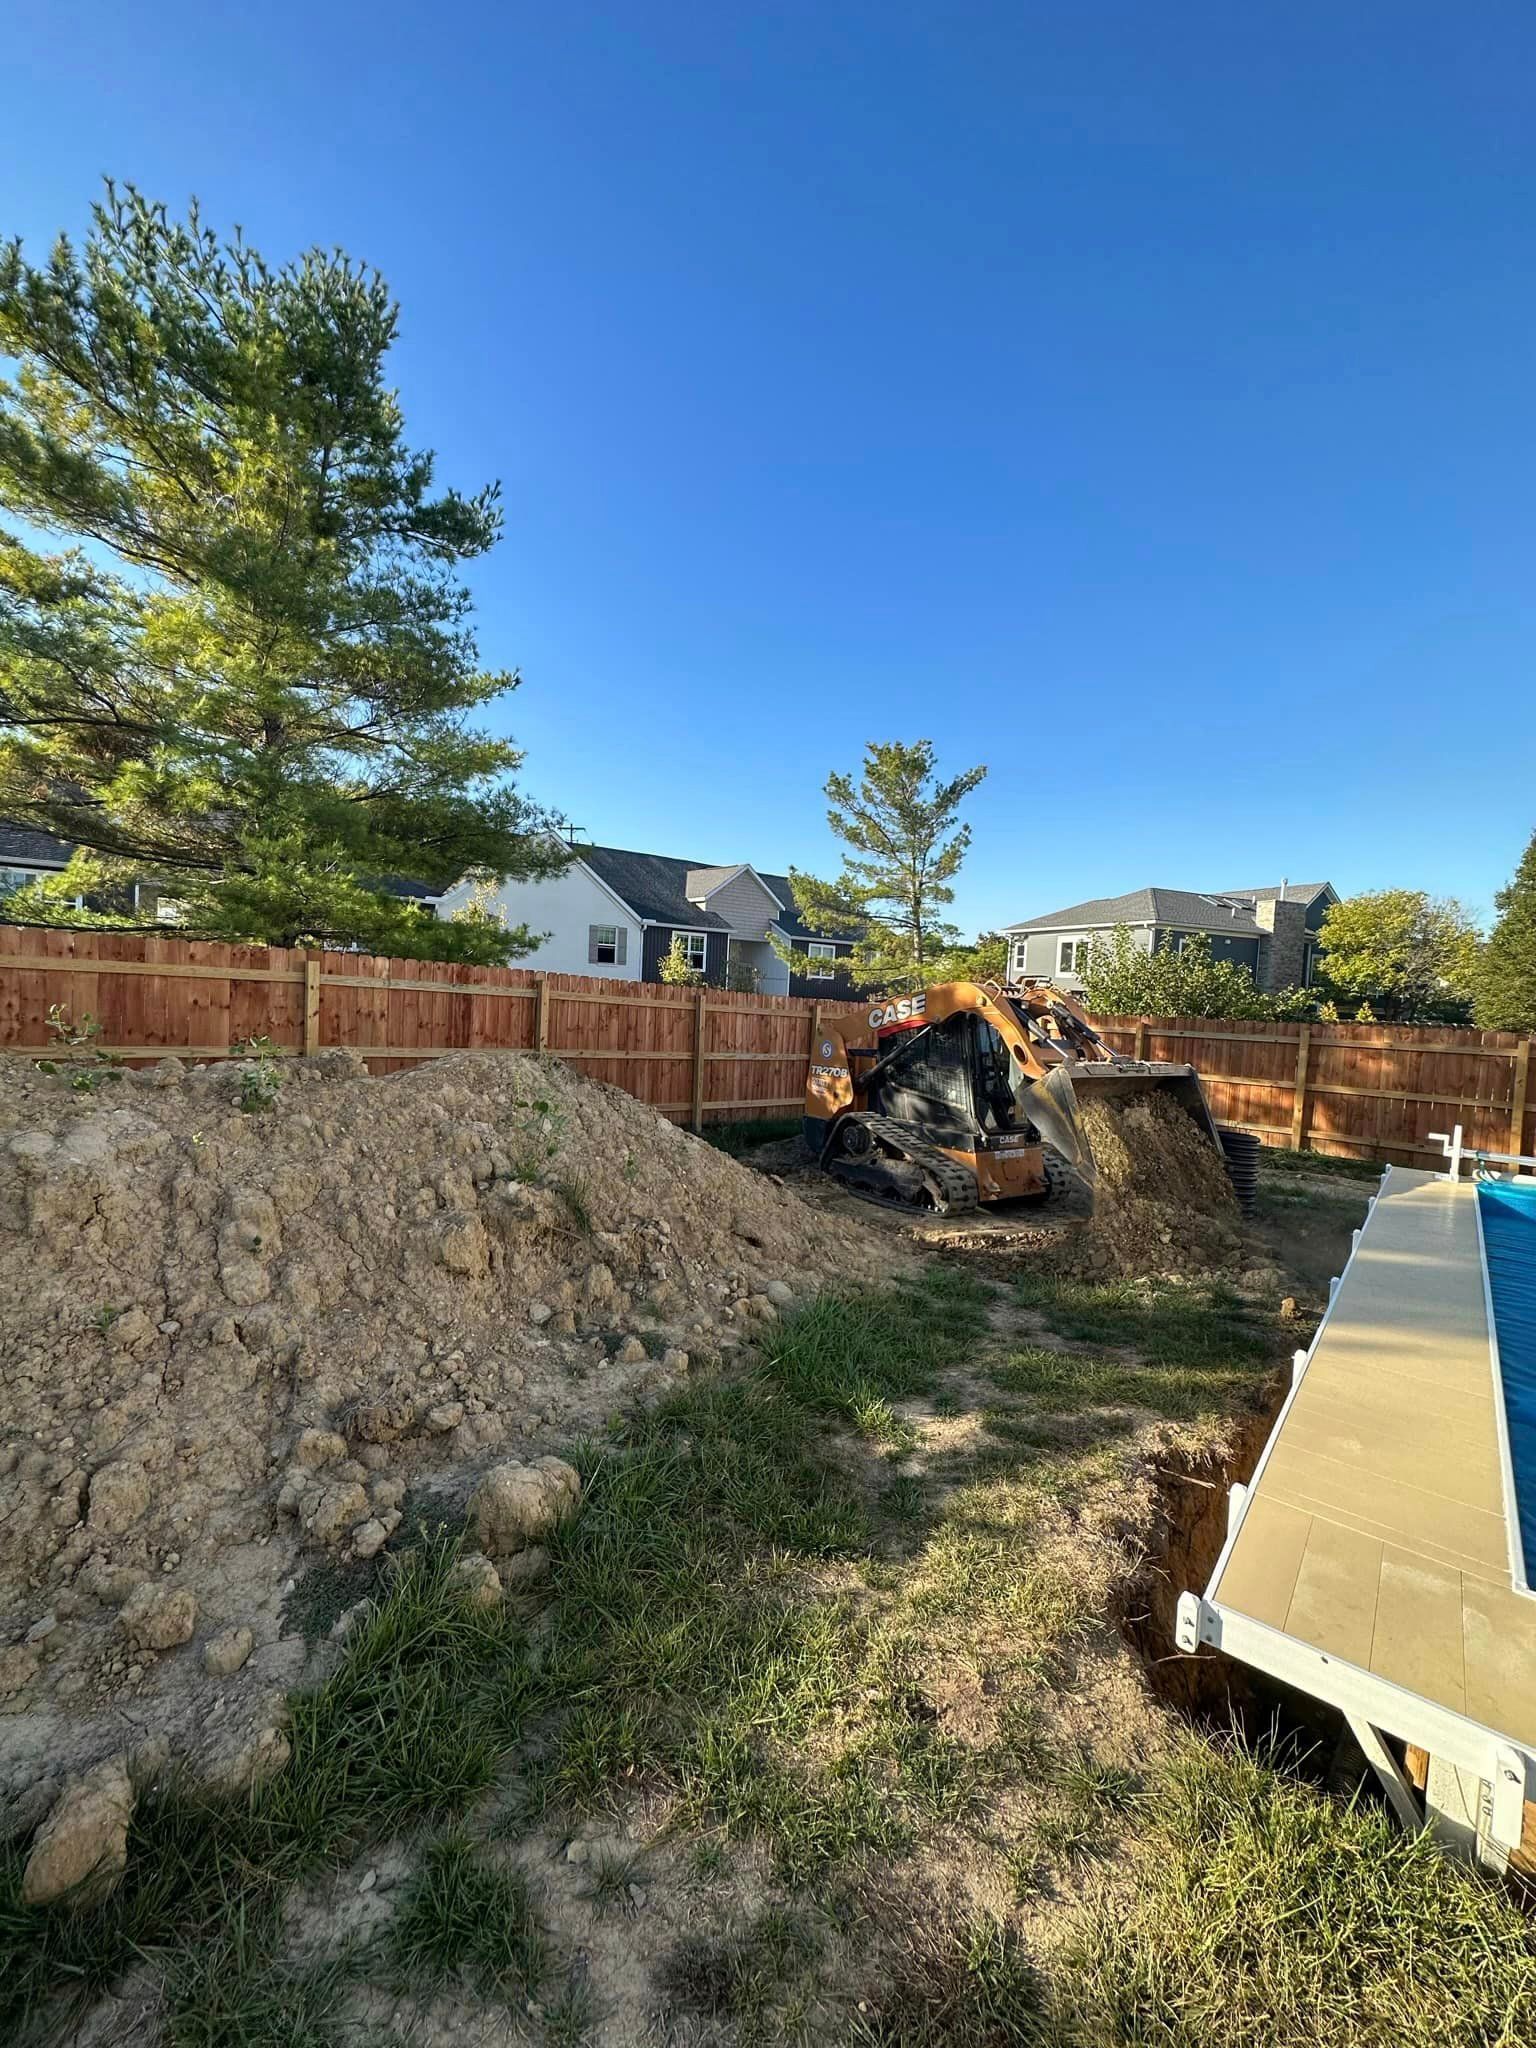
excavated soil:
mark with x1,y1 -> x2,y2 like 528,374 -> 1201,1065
1050,1093 -> 1245,1279
0,1051 -> 903,1825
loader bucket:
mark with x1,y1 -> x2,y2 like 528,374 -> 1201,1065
1016,1064 -> 1097,1186
1061,1061 -> 1223,1156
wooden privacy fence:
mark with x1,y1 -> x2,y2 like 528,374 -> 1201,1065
1091,1013 -> 1535,1167
0,927 -> 832,1131
2,928 -> 1533,1165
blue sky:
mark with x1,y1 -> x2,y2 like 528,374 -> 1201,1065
5,2 -> 1534,933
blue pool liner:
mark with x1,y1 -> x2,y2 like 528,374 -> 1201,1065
1479,1179 -> 1536,1579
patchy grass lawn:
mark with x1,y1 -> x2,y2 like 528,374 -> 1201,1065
8,1240 -> 1532,2047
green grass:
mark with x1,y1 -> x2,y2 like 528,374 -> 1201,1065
528,1271 -> 1001,1877
0,1534 -> 539,2045
389,1833 -> 549,2001
702,1116 -> 803,1158
1065,1736 -> 1536,2047
577,1847 -> 644,1918
850,1915 -> 1052,2047
655,1906 -> 824,2040
1261,1145 -> 1385,1182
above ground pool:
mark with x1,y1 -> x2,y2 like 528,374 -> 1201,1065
1479,1178 -> 1536,1582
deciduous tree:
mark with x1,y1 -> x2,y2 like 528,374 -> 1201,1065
0,184 -> 565,960
1316,890 -> 1479,1023
1079,926 -> 1308,1020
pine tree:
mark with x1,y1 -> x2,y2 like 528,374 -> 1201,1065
1477,828 -> 1536,1030
0,184 -> 566,961
775,741 -> 986,992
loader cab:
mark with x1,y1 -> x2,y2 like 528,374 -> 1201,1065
870,1010 -> 1033,1143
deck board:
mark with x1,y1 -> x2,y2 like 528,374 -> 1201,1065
1210,1168 -> 1536,1751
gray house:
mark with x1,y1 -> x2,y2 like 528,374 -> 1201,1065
1002,881 -> 1337,993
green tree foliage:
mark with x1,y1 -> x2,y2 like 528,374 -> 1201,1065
1316,889 -> 1480,1023
931,929 -> 1008,984
0,184 -> 566,960
1477,828 -> 1536,1031
658,935 -> 705,986
775,740 -> 986,992
1079,926 -> 1311,1020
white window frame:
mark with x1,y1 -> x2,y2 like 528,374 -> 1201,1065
591,923 -> 619,965
1,865 -> 82,908
1056,935 -> 1088,975
1009,937 -> 1028,979
807,941 -> 837,980
673,929 -> 708,973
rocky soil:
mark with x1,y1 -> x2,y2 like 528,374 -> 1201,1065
0,1050 -> 903,1842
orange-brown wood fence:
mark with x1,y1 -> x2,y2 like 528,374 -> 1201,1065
1090,1013 -> 1535,1167
2,929 -> 1532,1164
0,927 -> 831,1130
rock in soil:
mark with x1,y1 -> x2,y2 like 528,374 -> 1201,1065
22,1753 -> 134,1905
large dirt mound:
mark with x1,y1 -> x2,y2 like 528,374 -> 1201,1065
0,1052 -> 899,1822
1055,1092 -> 1242,1277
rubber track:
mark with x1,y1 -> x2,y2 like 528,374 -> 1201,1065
829,1113 -> 982,1216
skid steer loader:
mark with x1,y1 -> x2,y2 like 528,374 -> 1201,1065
803,979 -> 1222,1217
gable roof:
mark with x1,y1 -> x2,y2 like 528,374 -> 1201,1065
1005,881 -> 1335,937
576,847 -> 733,931
0,823 -> 76,867
572,846 -> 847,946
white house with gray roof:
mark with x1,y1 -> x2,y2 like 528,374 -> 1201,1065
1003,881 -> 1337,992
437,841 -> 857,996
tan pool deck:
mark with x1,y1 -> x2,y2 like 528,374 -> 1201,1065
1210,1167 -> 1536,1751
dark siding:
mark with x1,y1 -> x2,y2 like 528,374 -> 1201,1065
788,945 -> 859,1000
640,925 -> 729,986
1151,927 -> 1262,971
1305,896 -> 1332,933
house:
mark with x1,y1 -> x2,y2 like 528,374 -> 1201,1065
437,842 -> 858,997
0,823 -> 83,905
1002,881 -> 1337,993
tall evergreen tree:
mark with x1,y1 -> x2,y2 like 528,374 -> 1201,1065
776,740 -> 986,992
0,184 -> 566,960
1477,828 -> 1536,1031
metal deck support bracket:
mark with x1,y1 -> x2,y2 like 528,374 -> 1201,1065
1225,1482 -> 1248,1538
1346,1714 -> 1424,1834
1292,1347 -> 1308,1387
1492,1744 -> 1528,1851
1174,1590 -> 1208,1655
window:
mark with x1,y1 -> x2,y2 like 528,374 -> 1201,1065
588,923 -> 626,966
1009,939 -> 1028,979
154,898 -> 186,925
673,930 -> 707,973
807,941 -> 837,980
1057,937 -> 1086,975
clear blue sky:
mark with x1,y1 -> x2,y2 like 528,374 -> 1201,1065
6,3 -> 1534,933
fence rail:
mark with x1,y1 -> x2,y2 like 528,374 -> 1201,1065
1091,1012 -> 1536,1166
0,928 -> 829,1130
1,930 -> 1531,1165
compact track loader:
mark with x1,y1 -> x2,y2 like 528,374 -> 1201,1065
803,979 -> 1222,1216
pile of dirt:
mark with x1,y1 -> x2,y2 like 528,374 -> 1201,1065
0,1051 -> 901,1825
1052,1092 -> 1243,1278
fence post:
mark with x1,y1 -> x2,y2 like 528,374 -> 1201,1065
534,973 -> 549,1053
1511,1036 -> 1532,1161
1289,1022 -> 1311,1151
691,986 -> 708,1133
1133,1017 -> 1146,1062
303,951 -> 321,1056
